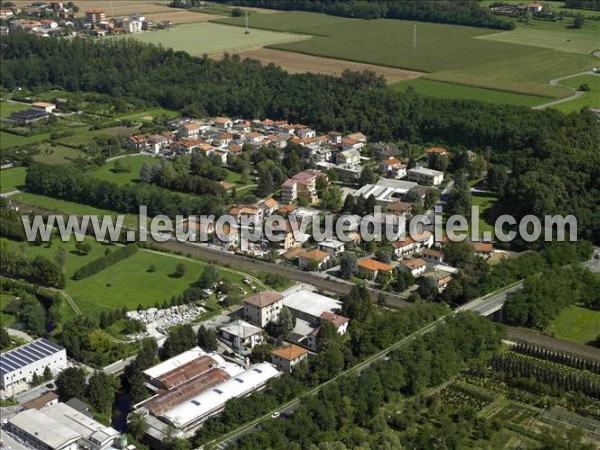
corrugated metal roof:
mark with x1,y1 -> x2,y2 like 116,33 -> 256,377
0,338 -> 64,377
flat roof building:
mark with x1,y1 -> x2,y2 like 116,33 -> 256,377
160,362 -> 281,431
283,290 -> 342,323
1,338 -> 67,392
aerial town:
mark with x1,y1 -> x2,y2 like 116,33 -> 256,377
1,0 -> 599,449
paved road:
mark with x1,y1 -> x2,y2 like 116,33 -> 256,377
506,326 -> 600,362
532,70 -> 595,110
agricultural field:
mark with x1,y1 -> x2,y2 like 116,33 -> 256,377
56,126 -> 138,147
477,19 -> 600,54
390,78 -> 550,106
546,305 -> 600,345
216,11 -> 598,99
215,48 -> 423,83
0,167 -> 26,193
121,22 -> 308,56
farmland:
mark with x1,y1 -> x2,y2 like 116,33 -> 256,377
215,11 -> 598,99
213,48 -> 423,83
391,78 -> 549,107
120,22 -> 308,56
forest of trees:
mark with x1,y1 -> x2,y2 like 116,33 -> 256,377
225,313 -> 504,449
210,0 -> 516,29
3,35 -> 598,243
564,0 -> 600,10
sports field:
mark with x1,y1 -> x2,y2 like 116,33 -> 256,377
121,22 -> 308,56
390,79 -> 549,107
215,11 -> 597,99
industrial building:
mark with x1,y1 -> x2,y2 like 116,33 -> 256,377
283,289 -> 343,323
0,338 -> 67,392
7,402 -> 120,450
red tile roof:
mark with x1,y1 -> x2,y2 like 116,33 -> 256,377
244,291 -> 283,308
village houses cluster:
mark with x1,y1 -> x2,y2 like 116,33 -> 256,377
0,2 -> 168,37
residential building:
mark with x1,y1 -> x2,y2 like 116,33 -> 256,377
316,239 -> 345,257
22,391 -> 60,410
178,122 -> 201,139
342,137 -> 361,151
357,258 -> 394,280
471,242 -> 493,259
243,291 -> 284,327
379,157 -> 407,179
0,338 -> 67,392
426,147 -> 449,157
371,142 -> 401,160
263,217 -> 300,251
422,248 -> 444,264
281,169 -> 325,204
84,9 -> 105,22
124,18 -> 142,33
230,206 -> 263,224
298,249 -> 330,271
391,237 -> 416,259
328,131 -> 342,144
408,167 -> 444,186
297,128 -> 316,140
336,149 -> 361,165
258,198 -> 279,216
385,201 -> 412,216
270,344 -> 309,373
425,270 -> 453,292
147,134 -> 169,154
214,117 -> 233,130
306,312 -> 350,350
398,258 -> 427,277
219,320 -> 264,350
128,134 -> 147,152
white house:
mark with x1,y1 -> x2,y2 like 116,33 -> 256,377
408,167 -> 444,186
316,239 -> 345,257
398,258 -> 427,277
219,320 -> 264,350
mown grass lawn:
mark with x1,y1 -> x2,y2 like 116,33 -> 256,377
66,250 -> 247,316
390,79 -> 549,107
92,155 -> 159,185
546,305 -> 600,346
32,144 -> 85,165
471,192 -> 499,239
0,167 -> 26,193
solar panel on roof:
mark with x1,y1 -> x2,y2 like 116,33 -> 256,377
0,338 -> 64,377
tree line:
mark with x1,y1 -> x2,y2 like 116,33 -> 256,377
1,245 -> 65,288
25,162 -> 225,217
72,243 -> 138,280
211,0 -> 515,29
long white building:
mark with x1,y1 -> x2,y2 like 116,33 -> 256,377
0,338 -> 67,392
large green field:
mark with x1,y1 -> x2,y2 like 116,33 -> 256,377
477,19 -> 600,54
390,79 -> 550,107
0,101 -> 31,118
92,155 -> 158,185
553,74 -> 600,113
546,305 -> 600,346
216,11 -> 597,99
120,22 -> 308,55
0,167 -> 26,193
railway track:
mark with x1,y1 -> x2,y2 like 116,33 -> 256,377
506,326 -> 600,362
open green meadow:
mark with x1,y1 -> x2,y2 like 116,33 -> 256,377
0,167 -> 26,193
56,126 -> 137,147
472,192 -> 500,238
32,144 -> 85,165
477,20 -> 600,54
0,101 -> 31,118
390,78 -> 549,107
552,74 -> 600,113
11,192 -> 139,227
92,155 -> 158,185
115,107 -> 179,122
120,22 -> 308,56
546,305 -> 600,345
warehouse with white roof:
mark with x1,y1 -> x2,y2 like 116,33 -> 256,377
283,289 -> 343,323
0,338 -> 67,392
160,362 -> 281,431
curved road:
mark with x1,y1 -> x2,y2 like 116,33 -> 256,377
533,70 -> 595,110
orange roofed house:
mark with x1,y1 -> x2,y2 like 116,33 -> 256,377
298,249 -> 330,271
358,258 -> 394,280
270,344 -> 309,373
281,169 -> 326,204
243,291 -> 284,327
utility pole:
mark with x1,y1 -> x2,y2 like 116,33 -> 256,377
413,24 -> 417,50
